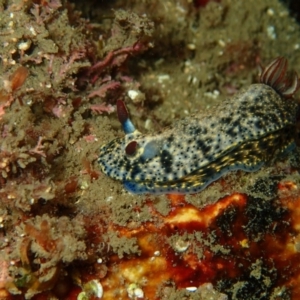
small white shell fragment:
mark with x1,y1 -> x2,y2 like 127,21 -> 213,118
127,89 -> 145,103
18,41 -> 31,51
127,283 -> 144,299
29,26 -> 37,36
218,39 -> 226,47
187,43 -> 196,50
186,286 -> 197,292
90,280 -> 103,298
204,89 -> 220,100
77,279 -> 103,300
174,238 -> 190,252
267,8 -> 274,16
144,119 -> 152,130
267,25 -> 276,40
80,181 -> 89,190
128,90 -> 139,101
157,74 -> 170,83
106,196 -> 113,202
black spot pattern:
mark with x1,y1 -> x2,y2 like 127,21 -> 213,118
160,149 -> 173,173
98,83 -> 299,194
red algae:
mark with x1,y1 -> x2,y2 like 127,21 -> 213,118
10,67 -> 29,92
194,0 -> 220,8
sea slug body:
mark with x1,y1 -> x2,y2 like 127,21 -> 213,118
98,57 -> 299,194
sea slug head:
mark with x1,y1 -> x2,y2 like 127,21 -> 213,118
99,100 -> 163,182
260,57 -> 300,99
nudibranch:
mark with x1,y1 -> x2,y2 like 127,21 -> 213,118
98,57 -> 299,194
